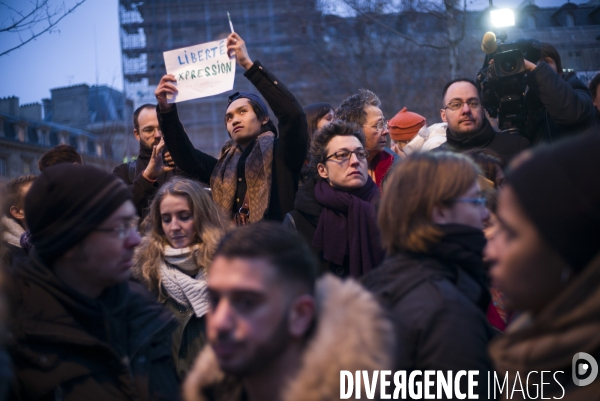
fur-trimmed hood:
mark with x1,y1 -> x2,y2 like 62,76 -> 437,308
183,274 -> 395,401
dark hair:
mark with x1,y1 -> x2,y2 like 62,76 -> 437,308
442,78 -> 478,103
4,174 -> 37,218
133,103 -> 156,131
540,43 -> 563,74
214,222 -> 318,294
335,89 -> 380,126
304,102 -> 333,139
309,120 -> 366,172
464,148 -> 505,187
589,72 -> 600,99
224,97 -> 277,136
38,144 -> 83,172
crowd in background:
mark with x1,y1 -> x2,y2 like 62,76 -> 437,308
1,32 -> 600,401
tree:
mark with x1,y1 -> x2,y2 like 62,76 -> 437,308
0,0 -> 88,57
291,0 -> 481,122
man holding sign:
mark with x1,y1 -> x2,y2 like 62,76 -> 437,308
155,33 -> 308,224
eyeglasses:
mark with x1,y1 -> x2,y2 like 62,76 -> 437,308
325,148 -> 369,163
368,119 -> 388,132
94,217 -> 140,239
444,99 -> 481,111
454,196 -> 487,208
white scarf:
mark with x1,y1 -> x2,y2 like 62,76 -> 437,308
2,216 -> 24,248
160,245 -> 209,318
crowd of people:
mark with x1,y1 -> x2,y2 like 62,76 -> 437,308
1,32 -> 599,401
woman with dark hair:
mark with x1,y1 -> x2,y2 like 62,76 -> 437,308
487,133 -> 600,399
300,103 -> 334,185
362,151 -> 495,398
155,33 -> 308,225
304,102 -> 334,140
464,148 -> 505,188
283,120 -> 383,279
133,177 -> 230,379
523,42 -> 596,145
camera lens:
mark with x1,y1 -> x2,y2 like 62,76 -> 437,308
500,57 -> 518,74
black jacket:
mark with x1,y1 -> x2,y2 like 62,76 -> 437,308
439,118 -> 529,166
7,256 -> 181,401
282,177 -> 349,277
525,62 -> 597,145
113,144 -> 192,219
158,61 -> 308,221
362,225 -> 496,400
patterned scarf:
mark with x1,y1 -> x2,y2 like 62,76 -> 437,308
160,245 -> 209,318
210,132 -> 275,223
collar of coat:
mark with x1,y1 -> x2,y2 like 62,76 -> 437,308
445,118 -> 495,149
183,274 -> 395,401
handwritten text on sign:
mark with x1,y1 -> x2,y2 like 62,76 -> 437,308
163,39 -> 236,103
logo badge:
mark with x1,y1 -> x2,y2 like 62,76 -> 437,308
572,352 -> 598,387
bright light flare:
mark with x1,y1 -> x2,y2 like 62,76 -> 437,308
491,8 -> 515,28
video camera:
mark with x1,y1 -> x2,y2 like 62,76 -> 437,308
476,33 -> 542,135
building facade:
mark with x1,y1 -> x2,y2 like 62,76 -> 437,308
118,0 -> 600,156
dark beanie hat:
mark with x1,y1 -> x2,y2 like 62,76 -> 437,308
506,133 -> 600,272
25,164 -> 131,263
227,92 -> 268,116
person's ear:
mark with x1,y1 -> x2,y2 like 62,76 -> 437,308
9,206 -> 25,221
288,294 -> 315,338
317,163 -> 328,180
431,203 -> 452,225
134,129 -> 141,142
261,116 -> 269,125
440,108 -> 447,123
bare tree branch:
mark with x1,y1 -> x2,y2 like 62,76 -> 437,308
0,0 -> 88,57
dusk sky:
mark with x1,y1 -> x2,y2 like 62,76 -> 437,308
0,0 -> 589,106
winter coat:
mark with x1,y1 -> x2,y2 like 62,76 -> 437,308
489,252 -> 600,401
524,63 -> 597,145
438,118 -> 529,166
372,149 -> 400,190
131,263 -> 207,381
113,144 -> 191,219
158,61 -> 308,222
403,122 -> 448,155
7,255 -> 181,401
182,274 -> 395,401
362,224 -> 496,400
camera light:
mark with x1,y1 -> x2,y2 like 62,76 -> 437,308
491,8 -> 515,28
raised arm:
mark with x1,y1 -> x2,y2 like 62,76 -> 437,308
227,33 -> 308,173
154,74 -> 217,183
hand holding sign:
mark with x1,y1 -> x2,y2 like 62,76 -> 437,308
155,74 -> 177,112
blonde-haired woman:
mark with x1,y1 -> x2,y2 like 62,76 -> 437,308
133,177 -> 230,379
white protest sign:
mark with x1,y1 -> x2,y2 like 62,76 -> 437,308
163,39 -> 236,103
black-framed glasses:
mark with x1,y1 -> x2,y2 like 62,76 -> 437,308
325,148 -> 369,163
454,196 -> 487,208
444,99 -> 481,111
369,119 -> 388,132
94,217 -> 140,239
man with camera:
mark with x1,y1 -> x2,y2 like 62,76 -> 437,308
113,104 -> 188,219
438,78 -> 529,164
522,43 -> 596,145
